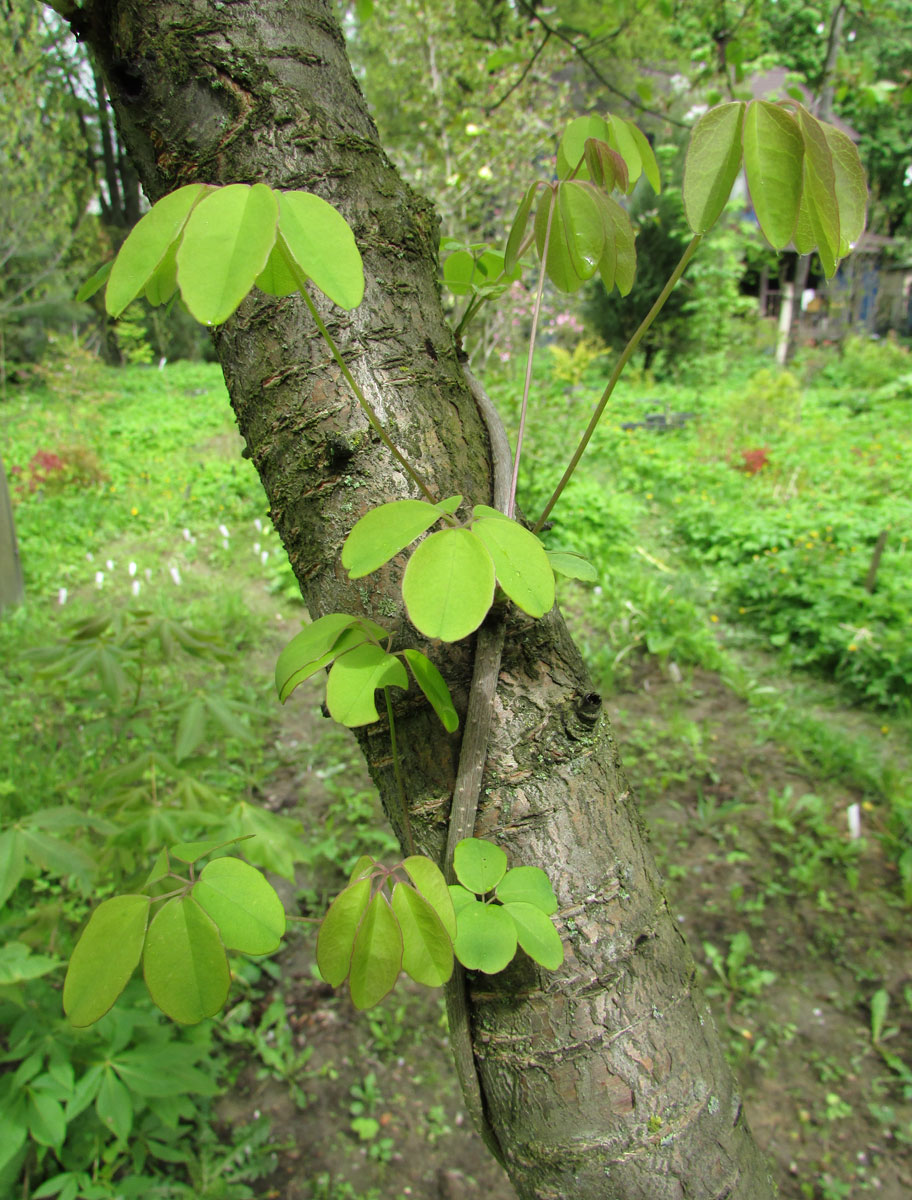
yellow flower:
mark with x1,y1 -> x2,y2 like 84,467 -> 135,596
131,506 -> 139,516
710,614 -> 719,623
848,643 -> 858,652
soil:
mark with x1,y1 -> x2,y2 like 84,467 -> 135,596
219,653 -> 912,1200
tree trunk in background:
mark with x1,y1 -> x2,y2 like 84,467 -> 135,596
73,1 -> 775,1195
0,456 -> 25,613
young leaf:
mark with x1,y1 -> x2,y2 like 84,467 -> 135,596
169,837 -> 249,864
448,884 -> 478,915
275,613 -> 381,703
144,240 -> 179,306
402,528 -> 495,642
442,249 -> 478,296
316,877 -> 372,986
453,902 -> 517,974
453,837 -> 508,895
349,855 -> 377,885
584,139 -> 629,193
193,857 -> 286,955
495,865 -> 558,914
682,102 -> 745,234
401,648 -> 458,732
342,499 -> 446,579
144,847 -> 170,888
625,120 -> 661,193
557,181 -> 606,284
176,183 -> 279,325
471,516 -> 555,618
143,896 -> 231,1024
106,183 -> 208,317
742,101 -> 804,250
64,895 -> 151,1027
349,891 -> 403,1009
325,642 -> 408,727
503,901 -> 564,970
557,114 -> 612,180
823,125 -> 867,254
402,854 -> 457,940
546,549 -> 598,582
795,107 -> 840,278
606,116 -> 643,187
391,882 -> 454,987
602,195 -> 636,296
277,190 -> 364,310
504,181 -> 545,273
255,239 -> 300,298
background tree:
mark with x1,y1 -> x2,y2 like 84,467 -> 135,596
47,1 -> 785,1196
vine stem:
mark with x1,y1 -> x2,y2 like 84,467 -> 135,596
296,279 -> 437,504
508,187 -> 556,519
384,686 -> 415,856
533,232 -> 703,533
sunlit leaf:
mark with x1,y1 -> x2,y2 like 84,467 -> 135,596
607,115 -> 643,188
144,240 -> 179,306
76,259 -> 113,303
349,855 -> 377,885
402,528 -> 495,642
342,499 -> 449,578
64,895 -> 150,1026
177,183 -> 278,325
471,516 -> 554,618
496,865 -> 558,914
743,101 -> 804,249
349,891 -> 402,1009
277,190 -> 364,310
107,184 -> 208,317
453,902 -> 517,973
401,649 -> 458,732
402,854 -> 457,940
546,549 -> 598,582
325,642 -> 408,727
453,837 -> 507,894
795,107 -> 840,278
602,195 -> 636,296
625,120 -> 661,193
683,102 -> 745,234
448,884 -> 478,915
194,857 -> 286,955
503,902 -> 564,970
442,249 -> 477,295
276,613 -> 384,703
255,239 -> 300,298
316,877 -> 372,986
557,114 -> 612,179
142,896 -> 230,1024
504,181 -> 545,273
823,125 -> 867,254
391,882 -> 454,987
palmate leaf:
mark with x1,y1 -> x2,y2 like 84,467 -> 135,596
142,896 -> 230,1024
453,837 -> 507,894
193,857 -> 286,954
275,613 -> 389,703
503,902 -> 564,970
176,183 -> 279,325
402,854 -> 457,940
325,642 -> 408,726
453,902 -> 517,973
795,106 -> 840,278
823,125 -> 867,254
391,882 -> 453,987
495,865 -> 558,914
683,102 -> 745,234
277,189 -> 364,310
547,549 -> 598,582
342,497 -> 461,578
64,895 -> 150,1027
402,528 -> 495,642
557,114 -> 612,179
743,101 -> 804,250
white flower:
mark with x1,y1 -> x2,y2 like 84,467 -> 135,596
106,559 -> 114,570
218,524 -> 230,539
254,517 -> 263,532
132,580 -> 141,596
169,566 -> 182,586
222,539 -> 229,549
94,571 -> 104,587
86,551 -> 94,562
128,561 -> 137,577
261,550 -> 269,565
253,542 -> 261,555
847,803 -> 861,840
57,587 -> 68,605
183,528 -> 193,542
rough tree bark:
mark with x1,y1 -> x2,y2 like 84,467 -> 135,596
69,1 -> 776,1196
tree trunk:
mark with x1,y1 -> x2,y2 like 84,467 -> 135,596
74,2 -> 775,1195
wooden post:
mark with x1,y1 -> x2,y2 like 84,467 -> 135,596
0,455 -> 25,613
776,280 -> 794,365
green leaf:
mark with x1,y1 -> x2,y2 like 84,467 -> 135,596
106,184 -> 208,317
0,942 -> 59,985
401,649 -> 458,732
402,528 -> 495,642
326,643 -> 408,727
823,125 -> 867,254
142,896 -> 231,1024
496,865 -> 558,914
95,1068 -> 132,1142
870,987 -> 889,1044
193,858 -> 286,955
453,902 -> 517,973
402,855 -> 457,940
503,902 -> 563,970
683,102 -> 745,234
546,549 -> 598,582
169,837 -> 247,864
64,895 -> 150,1027
65,1064 -> 103,1121
448,884 -> 478,915
584,138 -> 629,193
602,195 -> 636,296
342,499 -> 446,579
795,107 -> 840,278
504,181 -> 545,273
391,882 -> 454,987
453,837 -> 507,894
442,249 -> 478,295
557,115 -> 612,179
349,855 -> 377,885
176,183 -> 279,325
317,877 -> 372,986
471,516 -> 554,618
174,696 -> 208,763
625,120 -> 661,193
203,694 -> 257,745
349,891 -> 403,1009
255,239 -> 300,297
606,115 -> 644,188
144,240 -> 179,306
743,101 -> 804,249
277,190 -> 364,310
276,613 -> 383,703
437,494 -> 462,516
76,259 -> 113,303
0,829 -> 25,907
27,1089 -> 67,1148
557,181 -> 606,283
